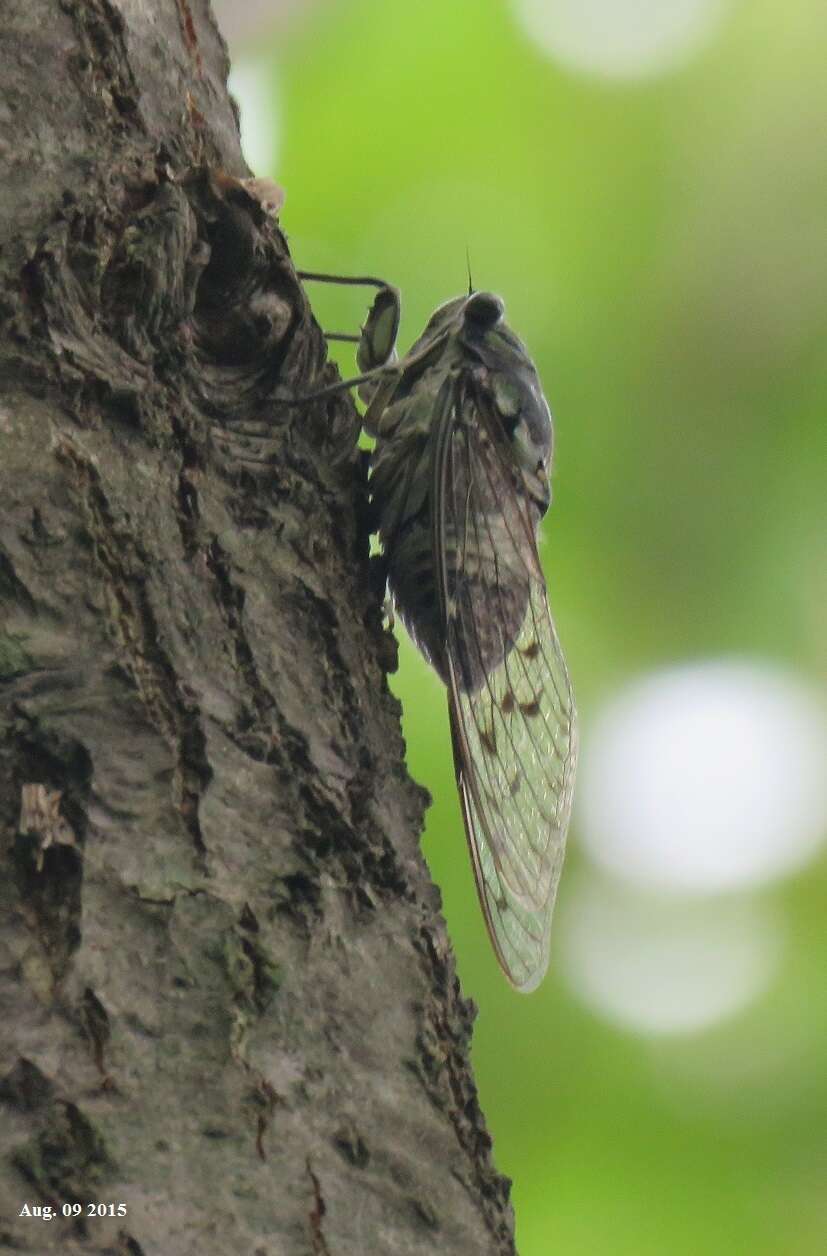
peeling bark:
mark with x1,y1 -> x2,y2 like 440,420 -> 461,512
0,1 -> 516,1252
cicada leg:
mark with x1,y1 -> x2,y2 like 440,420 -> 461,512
296,270 -> 401,377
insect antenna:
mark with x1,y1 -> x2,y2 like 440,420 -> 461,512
465,245 -> 474,296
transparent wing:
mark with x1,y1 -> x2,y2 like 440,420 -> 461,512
434,381 -> 578,992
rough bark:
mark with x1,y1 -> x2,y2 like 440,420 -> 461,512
0,1 -> 515,1253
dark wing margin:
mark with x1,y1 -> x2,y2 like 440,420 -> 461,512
433,378 -> 578,992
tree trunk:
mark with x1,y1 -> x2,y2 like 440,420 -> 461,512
0,2 -> 515,1252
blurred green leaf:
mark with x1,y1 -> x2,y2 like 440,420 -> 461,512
232,0 -> 827,1249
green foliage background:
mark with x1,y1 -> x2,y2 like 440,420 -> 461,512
236,1 -> 826,1250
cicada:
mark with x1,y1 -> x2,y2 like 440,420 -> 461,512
299,271 -> 577,991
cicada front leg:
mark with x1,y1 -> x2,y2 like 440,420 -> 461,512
354,282 -> 400,383
294,271 -> 402,416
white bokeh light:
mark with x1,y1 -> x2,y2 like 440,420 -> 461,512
513,0 -> 731,81
560,876 -> 784,1036
579,660 -> 827,893
228,58 -> 280,176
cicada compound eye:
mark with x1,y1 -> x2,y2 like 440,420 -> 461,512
464,291 -> 505,329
